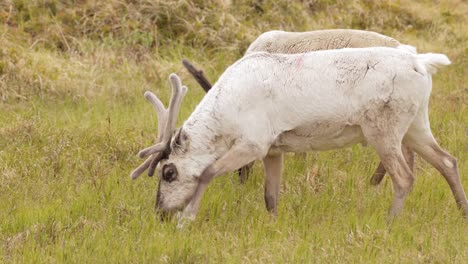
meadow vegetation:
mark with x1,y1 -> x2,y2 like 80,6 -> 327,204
1,0 -> 467,262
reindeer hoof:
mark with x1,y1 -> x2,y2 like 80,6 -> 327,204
176,211 -> 195,229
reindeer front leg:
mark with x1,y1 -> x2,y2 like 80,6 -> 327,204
263,153 -> 283,215
177,143 -> 263,228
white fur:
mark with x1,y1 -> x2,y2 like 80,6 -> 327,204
194,48 -> 430,155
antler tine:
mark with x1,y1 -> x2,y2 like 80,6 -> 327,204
144,91 -> 165,117
165,74 -> 188,137
138,142 -> 168,158
168,85 -> 187,131
137,92 -> 167,159
144,91 -> 167,141
130,156 -> 153,179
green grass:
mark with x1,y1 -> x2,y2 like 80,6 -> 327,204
1,0 -> 468,262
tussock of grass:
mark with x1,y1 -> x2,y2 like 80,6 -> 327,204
1,0 -> 467,262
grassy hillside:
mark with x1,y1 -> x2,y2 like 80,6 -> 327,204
1,0 -> 467,262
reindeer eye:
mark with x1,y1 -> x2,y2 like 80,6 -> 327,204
162,164 -> 177,182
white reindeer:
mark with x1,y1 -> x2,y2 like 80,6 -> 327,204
183,29 -> 416,186
132,47 -> 468,226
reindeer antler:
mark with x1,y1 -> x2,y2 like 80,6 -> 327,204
182,59 -> 213,92
130,73 -> 188,180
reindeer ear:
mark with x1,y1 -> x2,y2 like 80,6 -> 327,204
180,128 -> 189,142
172,128 -> 182,145
171,127 -> 190,154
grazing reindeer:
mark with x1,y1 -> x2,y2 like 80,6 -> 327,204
183,29 -> 416,185
133,47 -> 468,227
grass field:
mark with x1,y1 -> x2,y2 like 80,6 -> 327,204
1,0 -> 467,262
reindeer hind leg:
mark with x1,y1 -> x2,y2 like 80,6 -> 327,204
370,144 -> 414,185
404,127 -> 468,217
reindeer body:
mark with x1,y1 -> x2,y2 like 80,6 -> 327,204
188,48 -> 423,156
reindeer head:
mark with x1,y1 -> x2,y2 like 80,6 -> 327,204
131,74 -> 219,217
